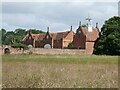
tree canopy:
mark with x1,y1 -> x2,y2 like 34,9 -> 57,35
94,16 -> 120,55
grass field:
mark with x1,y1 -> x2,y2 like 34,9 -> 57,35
2,54 -> 118,88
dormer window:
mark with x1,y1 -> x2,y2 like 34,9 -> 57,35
78,30 -> 81,34
29,37 -> 31,40
46,35 -> 49,39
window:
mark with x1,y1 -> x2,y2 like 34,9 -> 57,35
29,37 -> 31,40
78,30 -> 81,34
46,35 -> 49,39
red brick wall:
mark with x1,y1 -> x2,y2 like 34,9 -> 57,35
86,42 -> 95,54
53,39 -> 62,48
35,41 -> 44,48
72,33 -> 86,49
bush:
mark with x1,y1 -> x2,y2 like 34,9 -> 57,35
11,43 -> 27,50
68,43 -> 73,49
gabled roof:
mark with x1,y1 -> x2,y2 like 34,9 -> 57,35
22,30 -> 74,41
49,31 -> 73,40
77,26 -> 99,41
31,34 -> 45,40
86,28 -> 99,41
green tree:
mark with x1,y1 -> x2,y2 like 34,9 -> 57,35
3,31 -> 15,45
15,28 -> 26,36
14,28 -> 26,43
0,29 -> 6,45
29,29 -> 45,34
94,16 -> 120,55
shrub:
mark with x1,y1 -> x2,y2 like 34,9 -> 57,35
11,43 -> 27,50
68,43 -> 73,49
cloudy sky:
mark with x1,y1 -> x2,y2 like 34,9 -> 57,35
1,0 -> 119,32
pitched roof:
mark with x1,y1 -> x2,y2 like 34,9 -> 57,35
52,31 -> 68,39
77,26 -> 99,41
22,30 -> 74,41
86,28 -> 99,41
49,31 -> 74,40
31,34 -> 45,40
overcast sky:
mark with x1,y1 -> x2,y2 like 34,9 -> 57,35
1,0 -> 119,32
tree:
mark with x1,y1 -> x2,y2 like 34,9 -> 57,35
29,29 -> 45,34
14,28 -> 26,43
0,29 -> 6,45
3,31 -> 15,45
15,28 -> 26,36
94,16 -> 120,55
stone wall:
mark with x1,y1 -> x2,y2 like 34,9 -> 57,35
1,47 -> 92,55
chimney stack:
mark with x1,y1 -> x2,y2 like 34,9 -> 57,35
96,23 -> 98,28
79,21 -> 82,27
47,27 -> 49,32
70,25 -> 72,31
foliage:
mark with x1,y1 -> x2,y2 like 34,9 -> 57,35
82,24 -> 87,27
3,31 -> 15,45
94,16 -> 120,55
68,42 -> 73,49
29,29 -> 45,34
11,43 -> 27,49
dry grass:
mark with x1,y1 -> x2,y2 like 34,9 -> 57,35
2,54 -> 118,88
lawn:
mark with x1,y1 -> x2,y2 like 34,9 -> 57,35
2,54 -> 118,88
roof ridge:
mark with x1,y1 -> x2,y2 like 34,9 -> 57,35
63,31 -> 73,38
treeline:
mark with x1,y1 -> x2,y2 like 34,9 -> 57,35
0,28 -> 45,46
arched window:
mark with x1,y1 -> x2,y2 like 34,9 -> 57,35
46,35 -> 49,39
78,30 -> 81,34
44,44 -> 51,49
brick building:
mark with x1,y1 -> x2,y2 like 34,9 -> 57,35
22,21 -> 99,54
22,26 -> 74,49
72,22 -> 99,54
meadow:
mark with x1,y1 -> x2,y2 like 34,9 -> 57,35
2,54 -> 118,88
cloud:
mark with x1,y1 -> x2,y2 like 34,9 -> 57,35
1,0 -> 120,2
1,2 -> 118,32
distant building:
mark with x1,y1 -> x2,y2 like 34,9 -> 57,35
22,26 -> 74,49
22,20 -> 99,54
72,22 -> 99,54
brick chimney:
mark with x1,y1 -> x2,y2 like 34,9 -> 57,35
70,25 -> 72,31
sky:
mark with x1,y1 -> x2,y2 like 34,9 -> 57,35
1,0 -> 119,32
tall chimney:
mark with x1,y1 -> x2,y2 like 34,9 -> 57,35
96,22 -> 98,28
79,21 -> 82,27
47,27 -> 49,32
70,25 -> 72,31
